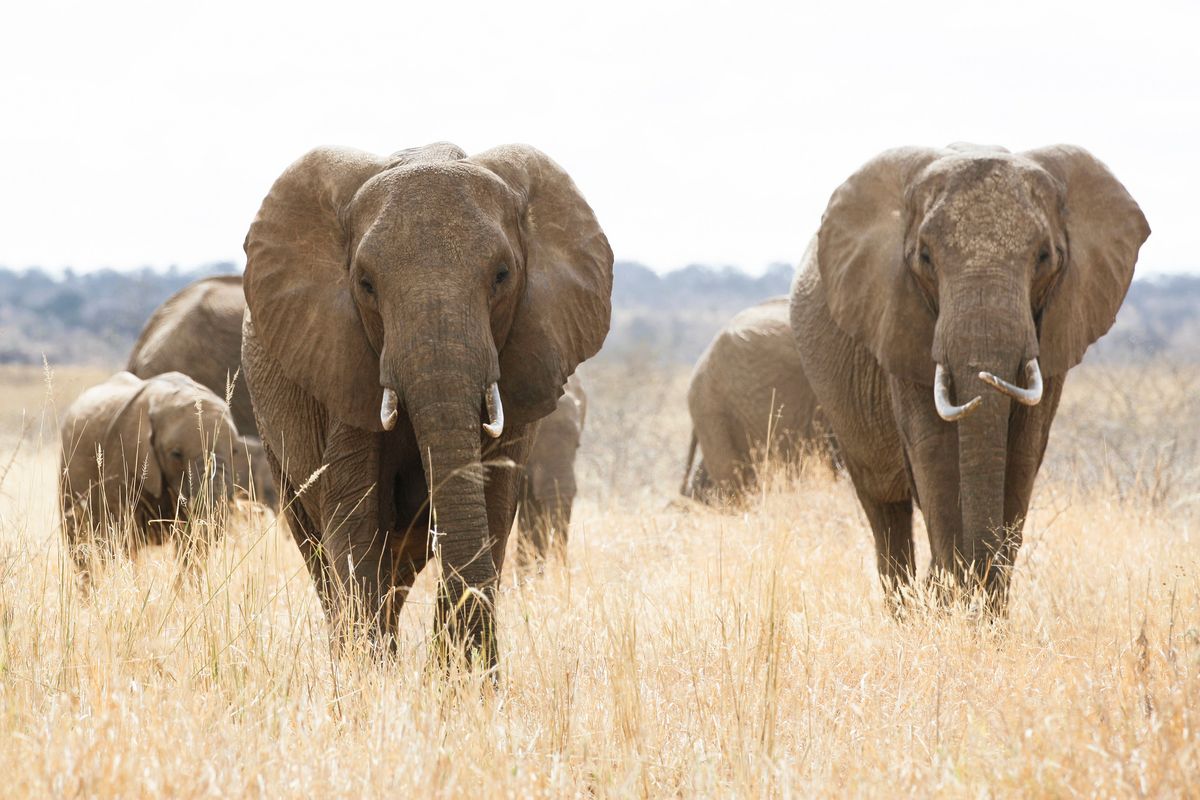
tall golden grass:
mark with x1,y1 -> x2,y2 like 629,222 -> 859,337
0,360 -> 1197,796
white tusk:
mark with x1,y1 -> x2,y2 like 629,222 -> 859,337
978,358 -> 1043,407
933,363 -> 982,422
482,382 -> 504,438
380,388 -> 399,430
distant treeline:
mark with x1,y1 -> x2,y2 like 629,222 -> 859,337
0,263 -> 240,365
0,261 -> 1196,367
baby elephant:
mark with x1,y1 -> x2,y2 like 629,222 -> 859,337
682,296 -> 834,503
516,374 -> 587,565
59,371 -> 244,581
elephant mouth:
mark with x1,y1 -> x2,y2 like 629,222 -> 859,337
933,358 -> 1043,422
378,382 -> 504,438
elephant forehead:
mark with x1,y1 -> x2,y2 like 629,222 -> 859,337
925,164 -> 1047,256
351,164 -> 519,259
360,162 -> 516,221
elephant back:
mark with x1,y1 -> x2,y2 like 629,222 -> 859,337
128,275 -> 257,436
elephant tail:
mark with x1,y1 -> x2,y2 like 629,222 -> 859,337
680,430 -> 698,496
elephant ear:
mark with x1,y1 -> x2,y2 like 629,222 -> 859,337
470,146 -> 614,424
817,147 -> 946,385
243,143 -> 467,430
1023,145 -> 1150,375
102,377 -> 163,500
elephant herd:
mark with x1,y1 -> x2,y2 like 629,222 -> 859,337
58,141 -> 1148,666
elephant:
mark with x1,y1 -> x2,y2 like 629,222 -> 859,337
241,142 -> 612,663
128,274 -> 279,509
237,435 -> 280,511
789,143 -> 1149,612
59,371 -> 245,581
515,373 -> 587,566
128,275 -> 256,435
681,296 -> 835,502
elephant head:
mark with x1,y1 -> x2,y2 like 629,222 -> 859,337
243,143 -> 612,650
102,372 -> 242,523
817,144 -> 1148,591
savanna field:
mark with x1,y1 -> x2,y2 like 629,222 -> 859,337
0,359 -> 1198,797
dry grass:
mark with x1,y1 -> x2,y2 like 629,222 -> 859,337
0,360 -> 1198,797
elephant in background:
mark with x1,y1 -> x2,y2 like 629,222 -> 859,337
127,275 -> 279,510
128,275 -> 256,435
790,143 -> 1149,611
242,142 -> 612,663
59,371 -> 245,581
237,435 -> 279,511
682,296 -> 834,503
516,373 -> 587,566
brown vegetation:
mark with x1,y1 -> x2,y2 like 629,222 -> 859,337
0,359 -> 1196,796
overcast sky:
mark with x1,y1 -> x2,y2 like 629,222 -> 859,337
2,0 -> 1196,275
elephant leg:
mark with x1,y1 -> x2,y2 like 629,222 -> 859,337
690,460 -> 714,500
516,491 -> 548,570
995,374 -> 1066,606
847,470 -> 915,612
889,377 -> 965,598
695,414 -> 747,502
483,422 -> 535,580
317,422 -> 393,648
262,442 -> 337,619
61,497 -> 96,590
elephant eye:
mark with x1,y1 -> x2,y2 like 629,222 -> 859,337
919,248 -> 933,267
1037,248 -> 1051,266
494,265 -> 510,287
170,448 -> 184,461
359,278 -> 375,296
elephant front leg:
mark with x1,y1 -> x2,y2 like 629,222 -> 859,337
996,374 -> 1066,604
515,485 -> 548,570
847,475 -> 915,614
889,378 -> 965,596
317,422 -> 394,649
260,442 -> 338,620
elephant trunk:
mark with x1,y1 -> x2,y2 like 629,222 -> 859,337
389,348 -> 499,665
951,364 -> 1012,599
182,453 -> 235,507
936,280 -> 1036,608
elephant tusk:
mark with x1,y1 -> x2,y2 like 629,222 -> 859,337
934,363 -> 982,422
483,382 -> 504,438
979,358 -> 1043,406
381,388 -> 399,430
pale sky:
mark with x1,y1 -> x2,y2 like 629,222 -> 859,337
2,0 -> 1196,275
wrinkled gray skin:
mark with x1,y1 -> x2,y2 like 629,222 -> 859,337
241,142 -> 612,664
128,274 -> 279,509
790,144 -> 1149,612
516,373 -> 586,565
682,296 -> 836,503
59,371 -> 243,581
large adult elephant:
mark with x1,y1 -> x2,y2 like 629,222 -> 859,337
128,275 -> 278,509
241,142 -> 612,663
515,373 -> 587,566
682,296 -> 833,502
60,371 -> 244,581
790,144 -> 1148,611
